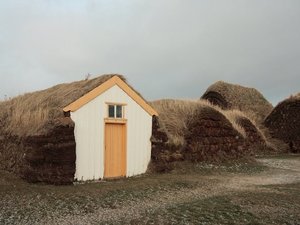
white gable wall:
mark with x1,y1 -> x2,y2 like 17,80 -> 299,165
70,85 -> 152,181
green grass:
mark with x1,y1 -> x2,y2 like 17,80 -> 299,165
119,183 -> 300,225
0,170 -> 203,224
256,153 -> 300,160
0,156 -> 299,224
170,160 -> 268,175
128,196 -> 261,225
231,183 -> 300,225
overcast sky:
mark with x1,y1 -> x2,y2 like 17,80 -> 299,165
1,0 -> 299,105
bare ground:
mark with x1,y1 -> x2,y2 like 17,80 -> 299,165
0,155 -> 299,225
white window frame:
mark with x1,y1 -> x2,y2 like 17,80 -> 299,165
106,103 -> 126,119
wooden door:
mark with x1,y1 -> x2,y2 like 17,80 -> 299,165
104,123 -> 126,178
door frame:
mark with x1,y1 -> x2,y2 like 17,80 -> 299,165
103,118 -> 127,179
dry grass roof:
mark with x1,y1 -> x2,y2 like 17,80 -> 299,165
264,91 -> 300,152
267,92 -> 300,113
0,74 -> 131,136
287,92 -> 300,101
201,81 -> 273,123
150,99 -> 259,146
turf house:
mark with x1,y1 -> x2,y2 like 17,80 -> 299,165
201,81 -> 273,123
149,99 -> 269,172
264,93 -> 300,153
0,75 -> 158,184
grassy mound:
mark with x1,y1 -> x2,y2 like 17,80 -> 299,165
264,93 -> 300,153
150,99 -> 268,171
201,81 -> 273,123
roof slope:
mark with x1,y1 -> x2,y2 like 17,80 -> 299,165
201,81 -> 273,123
150,99 -> 259,146
290,92 -> 300,100
63,75 -> 157,116
0,74 -> 154,136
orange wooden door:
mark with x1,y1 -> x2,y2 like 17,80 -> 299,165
104,123 -> 126,178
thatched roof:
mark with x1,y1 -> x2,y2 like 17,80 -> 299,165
150,99 -> 267,164
288,92 -> 300,100
264,92 -> 300,153
0,74 -> 132,136
201,81 -> 273,123
150,99 -> 204,146
150,99 -> 260,146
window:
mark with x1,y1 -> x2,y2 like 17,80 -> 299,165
108,104 -> 124,118
116,105 -> 122,118
108,105 -> 115,118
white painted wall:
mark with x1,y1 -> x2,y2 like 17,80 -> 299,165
71,84 -> 153,181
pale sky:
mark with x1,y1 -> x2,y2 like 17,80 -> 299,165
1,0 -> 300,105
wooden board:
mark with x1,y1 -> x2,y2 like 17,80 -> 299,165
104,123 -> 126,178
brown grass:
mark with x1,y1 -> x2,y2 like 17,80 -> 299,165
275,92 -> 300,106
0,74 -> 128,136
150,99 -> 265,147
264,91 -> 300,153
288,92 -> 300,99
222,110 -> 247,138
150,99 -> 200,146
223,109 -> 270,142
201,81 -> 273,123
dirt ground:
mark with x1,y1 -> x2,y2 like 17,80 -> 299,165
0,155 -> 299,225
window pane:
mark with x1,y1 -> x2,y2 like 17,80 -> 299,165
108,105 -> 115,118
116,105 -> 123,118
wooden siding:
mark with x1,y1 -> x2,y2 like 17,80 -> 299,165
71,85 -> 152,181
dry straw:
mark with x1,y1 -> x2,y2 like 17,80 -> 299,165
0,74 -> 129,136
202,81 -> 273,123
151,99 -> 267,147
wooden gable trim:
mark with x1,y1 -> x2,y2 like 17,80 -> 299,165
114,78 -> 158,116
63,76 -> 158,116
